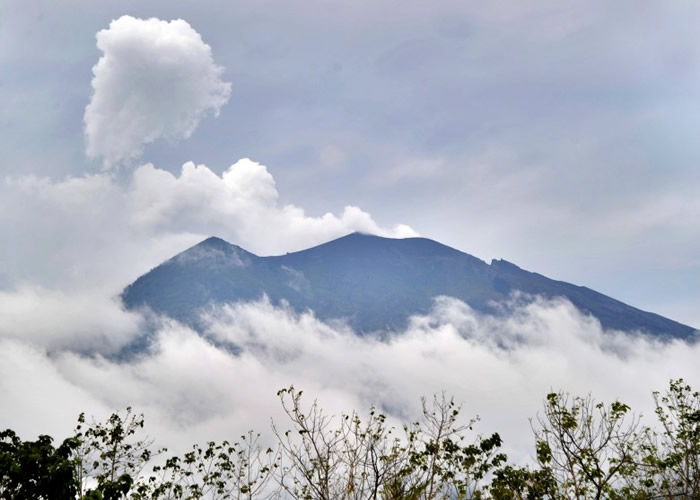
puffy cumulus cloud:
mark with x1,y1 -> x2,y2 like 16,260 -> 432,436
127,158 -> 418,254
1,158 -> 415,290
84,16 -> 231,167
1,296 -> 697,461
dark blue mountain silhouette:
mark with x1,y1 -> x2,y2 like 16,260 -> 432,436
121,233 -> 696,339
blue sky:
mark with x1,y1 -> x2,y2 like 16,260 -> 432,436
2,0 -> 699,327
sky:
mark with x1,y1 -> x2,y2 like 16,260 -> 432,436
1,0 -> 699,465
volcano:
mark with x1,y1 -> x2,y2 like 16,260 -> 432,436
122,233 -> 696,339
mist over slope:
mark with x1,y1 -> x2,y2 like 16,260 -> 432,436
122,232 -> 695,338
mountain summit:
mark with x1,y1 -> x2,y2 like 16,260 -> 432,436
122,233 -> 696,338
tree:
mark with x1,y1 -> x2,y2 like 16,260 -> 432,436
626,378 -> 700,499
272,386 -> 383,499
2,380 -> 699,499
652,378 -> 700,497
531,391 -> 639,500
272,387 -> 505,500
0,429 -> 79,499
486,464 -> 557,500
74,407 -> 158,499
398,394 -> 506,499
134,432 -> 279,499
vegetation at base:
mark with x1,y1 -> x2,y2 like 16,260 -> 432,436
1,379 -> 698,499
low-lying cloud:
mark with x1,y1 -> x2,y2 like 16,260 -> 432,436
84,15 -> 232,167
0,286 -> 143,354
1,295 -> 697,463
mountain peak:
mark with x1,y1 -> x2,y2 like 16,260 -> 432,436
199,235 -> 230,245
165,236 -> 254,269
290,232 -> 470,261
195,235 -> 236,250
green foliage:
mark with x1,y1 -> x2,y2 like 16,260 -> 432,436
651,378 -> 700,497
487,465 -> 556,500
133,432 -> 279,499
621,378 -> 700,499
0,429 -> 79,499
74,407 -> 158,499
531,391 -> 639,499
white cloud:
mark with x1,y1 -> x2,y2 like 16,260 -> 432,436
0,158 -> 415,290
200,297 -> 699,447
0,171 -> 195,290
84,16 -> 231,167
0,339 -> 109,440
0,286 -> 143,354
1,296 -> 697,463
127,158 -> 418,255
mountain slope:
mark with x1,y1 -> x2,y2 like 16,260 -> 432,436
122,233 -> 696,338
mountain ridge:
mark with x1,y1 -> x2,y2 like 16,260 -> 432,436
122,232 -> 697,338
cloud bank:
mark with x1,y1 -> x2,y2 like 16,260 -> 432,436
84,16 -> 232,167
0,296 -> 697,462
0,286 -> 143,354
